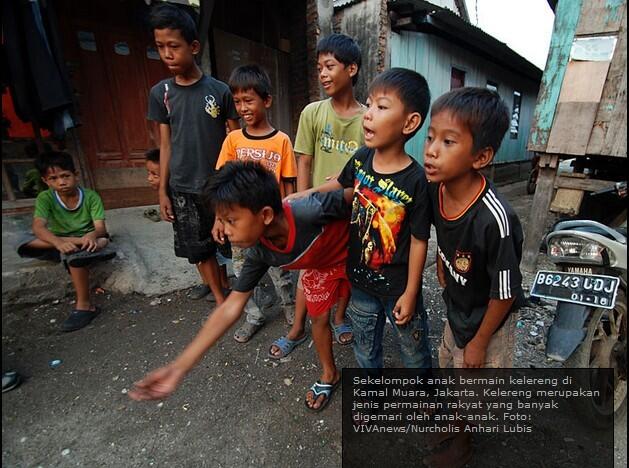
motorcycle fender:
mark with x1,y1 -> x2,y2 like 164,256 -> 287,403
545,302 -> 590,362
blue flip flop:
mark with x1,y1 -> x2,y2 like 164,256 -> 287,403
305,379 -> 341,412
332,322 -> 354,345
268,334 -> 308,359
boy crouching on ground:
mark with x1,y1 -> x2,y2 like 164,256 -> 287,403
422,87 -> 524,467
17,151 -> 115,332
130,161 -> 350,412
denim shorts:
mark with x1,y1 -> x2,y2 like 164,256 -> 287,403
347,287 -> 432,369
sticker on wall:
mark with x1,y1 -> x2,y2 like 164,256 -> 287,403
114,42 -> 131,56
77,31 -> 97,52
570,36 -> 617,62
146,46 -> 160,60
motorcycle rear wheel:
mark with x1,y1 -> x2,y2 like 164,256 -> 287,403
565,289 -> 627,428
526,169 -> 538,195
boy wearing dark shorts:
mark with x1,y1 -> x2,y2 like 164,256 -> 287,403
147,4 -> 239,303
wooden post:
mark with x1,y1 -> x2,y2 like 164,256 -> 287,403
521,154 -> 559,272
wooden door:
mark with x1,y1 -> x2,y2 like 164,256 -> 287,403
75,25 -> 167,167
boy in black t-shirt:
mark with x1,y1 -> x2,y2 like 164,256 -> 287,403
147,4 -> 239,304
423,88 -> 524,467
300,68 -> 433,370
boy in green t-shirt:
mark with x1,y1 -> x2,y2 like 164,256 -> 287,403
17,151 -> 115,332
269,34 -> 363,360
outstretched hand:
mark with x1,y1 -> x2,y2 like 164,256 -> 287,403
128,363 -> 187,401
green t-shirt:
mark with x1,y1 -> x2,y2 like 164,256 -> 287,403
294,98 -> 365,187
34,188 -> 105,237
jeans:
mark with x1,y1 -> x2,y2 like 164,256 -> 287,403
347,287 -> 432,369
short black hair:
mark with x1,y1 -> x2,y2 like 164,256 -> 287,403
149,3 -> 198,43
431,87 -> 510,153
204,161 -> 282,215
368,68 -> 431,140
228,64 -> 272,100
35,151 -> 76,177
145,148 -> 160,164
316,34 -> 362,85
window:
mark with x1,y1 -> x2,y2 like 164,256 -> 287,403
450,67 -> 465,89
510,91 -> 522,139
486,80 -> 498,92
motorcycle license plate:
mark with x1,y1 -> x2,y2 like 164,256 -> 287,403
531,271 -> 619,309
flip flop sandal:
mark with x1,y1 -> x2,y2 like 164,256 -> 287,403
143,208 -> 161,222
332,322 -> 354,345
233,321 -> 264,343
61,307 -> 100,332
283,305 -> 295,326
2,371 -> 22,393
305,379 -> 341,412
268,334 -> 308,360
65,248 -> 116,268
189,284 -> 211,300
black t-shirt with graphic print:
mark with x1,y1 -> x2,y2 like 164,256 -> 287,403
147,75 -> 238,194
429,178 -> 524,348
338,146 -> 431,298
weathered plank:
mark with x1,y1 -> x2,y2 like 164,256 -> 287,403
586,5 -> 627,157
528,0 -> 582,152
546,101 -> 600,154
550,188 -> 584,215
556,60 -> 610,103
554,176 -> 618,192
522,155 -> 559,272
576,0 -> 625,35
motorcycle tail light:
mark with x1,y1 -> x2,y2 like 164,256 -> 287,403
547,236 -> 609,265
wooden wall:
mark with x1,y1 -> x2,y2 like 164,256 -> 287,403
529,0 -> 626,158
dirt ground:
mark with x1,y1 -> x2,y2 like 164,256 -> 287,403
2,181 -> 626,467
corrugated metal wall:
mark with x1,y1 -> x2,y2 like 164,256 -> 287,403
390,31 -> 539,165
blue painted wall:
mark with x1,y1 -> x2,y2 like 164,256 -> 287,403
390,31 -> 540,165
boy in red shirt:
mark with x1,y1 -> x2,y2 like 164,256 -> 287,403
131,162 -> 350,411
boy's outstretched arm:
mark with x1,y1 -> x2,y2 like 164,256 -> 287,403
393,236 -> 427,325
129,290 -> 252,401
463,298 -> 514,368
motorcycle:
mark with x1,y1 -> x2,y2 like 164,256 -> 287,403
530,181 -> 627,427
